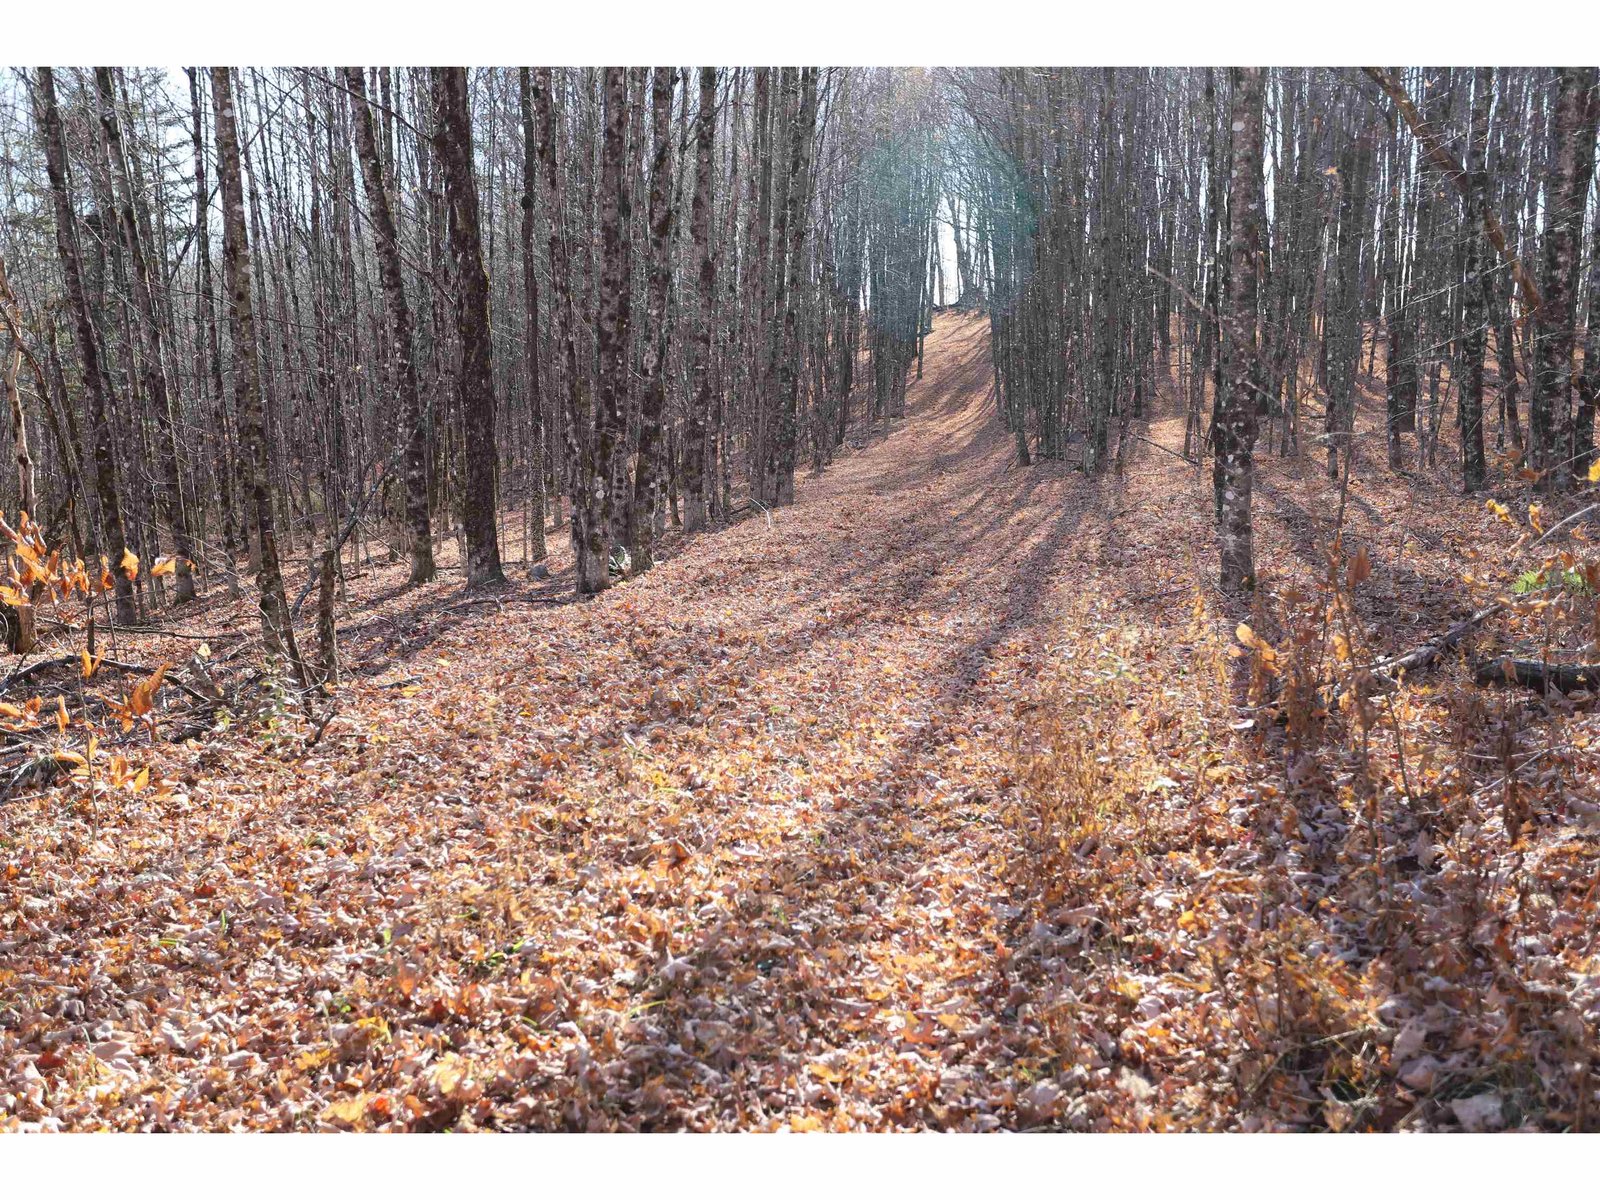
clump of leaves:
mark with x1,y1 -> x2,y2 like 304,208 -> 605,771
0,509 -> 178,801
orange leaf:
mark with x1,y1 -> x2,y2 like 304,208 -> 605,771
120,548 -> 140,579
1346,547 -> 1371,588
127,664 -> 170,719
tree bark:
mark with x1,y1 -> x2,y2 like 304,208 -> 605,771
1218,67 -> 1264,593
773,68 -> 819,506
1458,67 -> 1492,492
95,67 -> 198,603
316,540 -> 338,686
212,66 -> 307,683
517,68 -> 548,568
1530,68 -> 1598,492
347,66 -> 436,585
186,68 -> 242,598
432,67 -> 505,586
532,70 -> 605,595
683,67 -> 717,534
629,67 -> 677,572
35,68 -> 138,625
0,253 -> 36,522
593,66 -> 633,587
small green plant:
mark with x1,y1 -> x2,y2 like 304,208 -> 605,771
1512,567 -> 1593,596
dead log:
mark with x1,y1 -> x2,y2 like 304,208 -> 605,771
0,653 -> 76,695
1370,603 -> 1505,682
37,618 -> 249,641
0,653 -> 215,706
1318,602 -> 1509,711
1474,657 -> 1600,694
0,753 -> 60,803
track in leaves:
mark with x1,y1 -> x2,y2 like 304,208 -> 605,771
3,313 -> 1596,1131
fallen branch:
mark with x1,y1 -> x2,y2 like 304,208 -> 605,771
0,654 -> 76,694
1371,603 -> 1506,681
441,592 -> 566,615
1126,430 -> 1198,466
38,618 -> 248,641
443,596 -> 504,615
0,652 -> 217,708
1474,657 -> 1600,694
304,702 -> 339,748
1363,68 -> 1542,316
98,658 -> 218,707
0,753 -> 59,803
1527,502 -> 1600,551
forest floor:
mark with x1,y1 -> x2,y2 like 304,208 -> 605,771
4,313 -> 1600,1131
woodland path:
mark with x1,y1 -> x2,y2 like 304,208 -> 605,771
2,312 -> 1508,1130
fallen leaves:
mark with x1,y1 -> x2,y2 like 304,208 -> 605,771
0,315 -> 1594,1133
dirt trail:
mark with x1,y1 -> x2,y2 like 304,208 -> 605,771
0,312 -> 1523,1130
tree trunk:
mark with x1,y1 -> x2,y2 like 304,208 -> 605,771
212,67 -> 307,684
630,67 -> 677,571
347,66 -> 436,585
1530,68 -> 1598,491
773,68 -> 819,506
517,68 -> 549,568
683,67 -> 717,534
35,67 -> 138,625
0,253 -> 36,522
1458,67 -> 1492,492
432,67 -> 505,586
593,67 -> 633,587
95,68 -> 198,603
533,70 -> 606,595
316,540 -> 338,686
1218,67 -> 1264,593
186,68 -> 242,599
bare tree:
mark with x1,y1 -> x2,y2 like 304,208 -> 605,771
34,67 -> 137,625
347,66 -> 436,585
683,67 -> 718,534
212,66 -> 307,682
629,67 -> 677,572
1217,67 -> 1264,592
432,66 -> 504,586
517,67 -> 548,569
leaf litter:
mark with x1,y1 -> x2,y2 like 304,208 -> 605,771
2,314 -> 1598,1131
